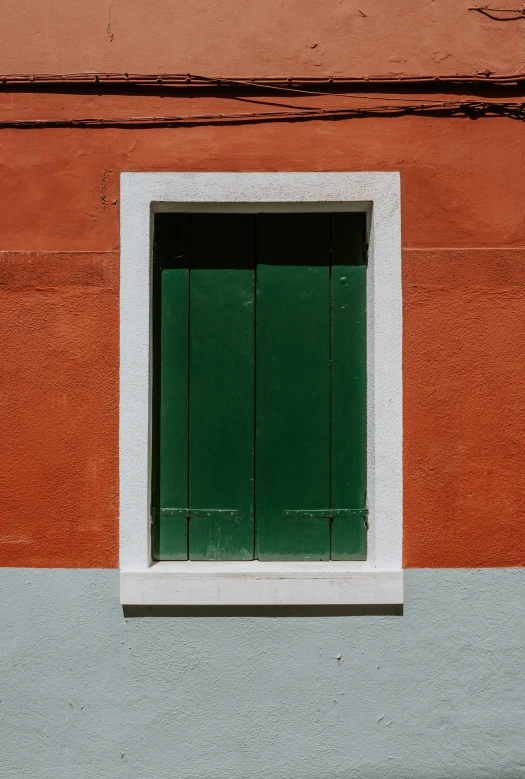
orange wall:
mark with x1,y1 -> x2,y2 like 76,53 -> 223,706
0,0 -> 523,76
0,108 -> 524,567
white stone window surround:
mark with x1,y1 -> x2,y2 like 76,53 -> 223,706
119,172 -> 402,605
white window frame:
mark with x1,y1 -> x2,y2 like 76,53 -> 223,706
119,172 -> 402,605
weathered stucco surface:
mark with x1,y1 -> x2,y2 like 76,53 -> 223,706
1,568 -> 524,778
0,115 -> 524,567
1,0 -> 524,76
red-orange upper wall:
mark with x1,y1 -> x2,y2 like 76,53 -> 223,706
1,0 -> 524,76
0,109 -> 524,568
1,0 -> 525,567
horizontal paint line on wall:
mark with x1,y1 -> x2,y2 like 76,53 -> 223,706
120,564 -> 403,606
0,252 -> 119,288
403,248 -> 525,288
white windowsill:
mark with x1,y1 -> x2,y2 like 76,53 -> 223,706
120,563 -> 403,605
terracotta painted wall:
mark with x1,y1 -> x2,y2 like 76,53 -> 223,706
0,108 -> 524,568
1,0 -> 525,569
1,0 -> 524,76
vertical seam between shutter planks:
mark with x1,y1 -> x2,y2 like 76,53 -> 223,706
187,216 -> 192,560
254,215 -> 258,559
329,215 -> 333,560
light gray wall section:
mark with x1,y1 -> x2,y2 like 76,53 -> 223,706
1,569 -> 524,779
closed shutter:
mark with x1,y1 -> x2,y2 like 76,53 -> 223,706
256,214 -> 331,560
152,214 -> 255,561
188,215 -> 255,560
152,212 -> 367,561
152,214 -> 190,560
330,214 -> 367,560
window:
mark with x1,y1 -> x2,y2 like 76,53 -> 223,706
152,212 -> 367,562
119,173 -> 402,605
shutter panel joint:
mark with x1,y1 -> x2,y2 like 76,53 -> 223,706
283,509 -> 368,519
153,507 -> 238,519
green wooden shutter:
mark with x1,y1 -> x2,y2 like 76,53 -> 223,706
152,213 -> 255,561
330,214 -> 367,560
152,214 -> 190,560
256,214 -> 331,560
153,212 -> 366,562
188,215 -> 255,560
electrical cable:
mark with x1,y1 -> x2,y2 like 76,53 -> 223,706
1,71 -> 525,88
0,100 -> 522,128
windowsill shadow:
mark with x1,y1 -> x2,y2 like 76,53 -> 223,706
122,604 -> 403,618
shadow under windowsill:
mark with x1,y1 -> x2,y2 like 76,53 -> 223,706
122,604 -> 403,618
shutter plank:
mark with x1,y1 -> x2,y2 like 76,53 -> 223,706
330,213 -> 367,560
256,214 -> 331,560
154,215 -> 191,560
188,214 -> 255,560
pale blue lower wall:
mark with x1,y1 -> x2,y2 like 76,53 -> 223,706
1,569 -> 525,779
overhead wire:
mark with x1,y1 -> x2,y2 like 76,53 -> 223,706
188,75 -> 470,104
468,7 -> 525,21
0,99 -> 523,128
1,71 -> 525,87
0,71 -> 524,127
